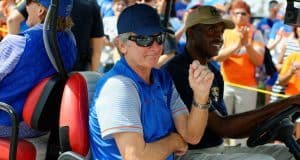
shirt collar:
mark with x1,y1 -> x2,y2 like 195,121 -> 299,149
117,57 -> 161,87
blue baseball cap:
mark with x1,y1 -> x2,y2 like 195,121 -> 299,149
27,0 -> 73,17
117,4 -> 168,36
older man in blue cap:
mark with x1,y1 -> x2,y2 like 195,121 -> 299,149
89,3 -> 215,160
0,0 -> 76,139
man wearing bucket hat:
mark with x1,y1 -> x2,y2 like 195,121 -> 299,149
89,3 -> 214,160
0,0 -> 76,141
163,5 -> 299,160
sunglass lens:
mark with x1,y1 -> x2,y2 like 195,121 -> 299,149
129,34 -> 165,47
156,34 -> 164,45
136,36 -> 154,47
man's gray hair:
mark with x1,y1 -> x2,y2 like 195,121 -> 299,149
118,33 -> 131,43
114,32 -> 131,56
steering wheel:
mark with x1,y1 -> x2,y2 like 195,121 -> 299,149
247,104 -> 300,159
247,104 -> 299,146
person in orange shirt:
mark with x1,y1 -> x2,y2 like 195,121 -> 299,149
279,52 -> 300,140
213,1 -> 265,146
278,52 -> 300,95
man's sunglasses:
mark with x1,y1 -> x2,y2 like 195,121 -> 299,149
128,34 -> 165,47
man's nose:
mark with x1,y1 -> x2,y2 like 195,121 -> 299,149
214,30 -> 223,39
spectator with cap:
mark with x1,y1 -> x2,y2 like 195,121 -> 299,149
136,0 -> 180,67
0,0 -> 76,138
89,4 -> 213,160
5,0 -> 105,71
163,5 -> 298,160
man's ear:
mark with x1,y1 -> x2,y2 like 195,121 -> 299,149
38,6 -> 47,19
186,28 -> 194,41
114,37 -> 127,54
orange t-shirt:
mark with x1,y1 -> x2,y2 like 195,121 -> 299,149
221,28 -> 263,86
280,53 -> 300,95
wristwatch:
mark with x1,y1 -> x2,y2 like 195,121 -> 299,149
192,98 -> 211,109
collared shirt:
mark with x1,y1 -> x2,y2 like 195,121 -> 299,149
89,57 -> 188,160
162,49 -> 227,149
0,24 -> 76,126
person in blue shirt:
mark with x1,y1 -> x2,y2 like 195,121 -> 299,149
5,0 -> 105,72
97,0 -> 114,17
89,4 -> 214,160
0,0 -> 76,138
256,0 -> 281,43
163,5 -> 300,160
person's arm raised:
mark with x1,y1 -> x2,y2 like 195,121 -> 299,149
174,60 -> 213,144
6,9 -> 25,34
214,31 -> 242,62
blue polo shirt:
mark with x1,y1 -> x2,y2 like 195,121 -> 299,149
0,24 -> 76,126
162,49 -> 227,149
89,57 -> 188,159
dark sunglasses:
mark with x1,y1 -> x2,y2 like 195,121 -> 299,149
128,34 -> 165,47
234,12 -> 247,16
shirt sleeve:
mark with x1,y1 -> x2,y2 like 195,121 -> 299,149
253,30 -> 265,54
268,22 -> 282,40
0,35 -> 26,81
170,83 -> 189,118
95,75 -> 143,140
90,1 -> 104,38
280,53 -> 294,75
253,30 -> 264,45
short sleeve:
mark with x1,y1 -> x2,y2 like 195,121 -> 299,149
95,76 -> 143,139
90,1 -> 104,38
253,30 -> 264,45
170,83 -> 189,118
280,53 -> 294,75
0,35 -> 26,81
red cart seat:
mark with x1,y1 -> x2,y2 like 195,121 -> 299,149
0,74 -> 65,160
59,72 -> 101,159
